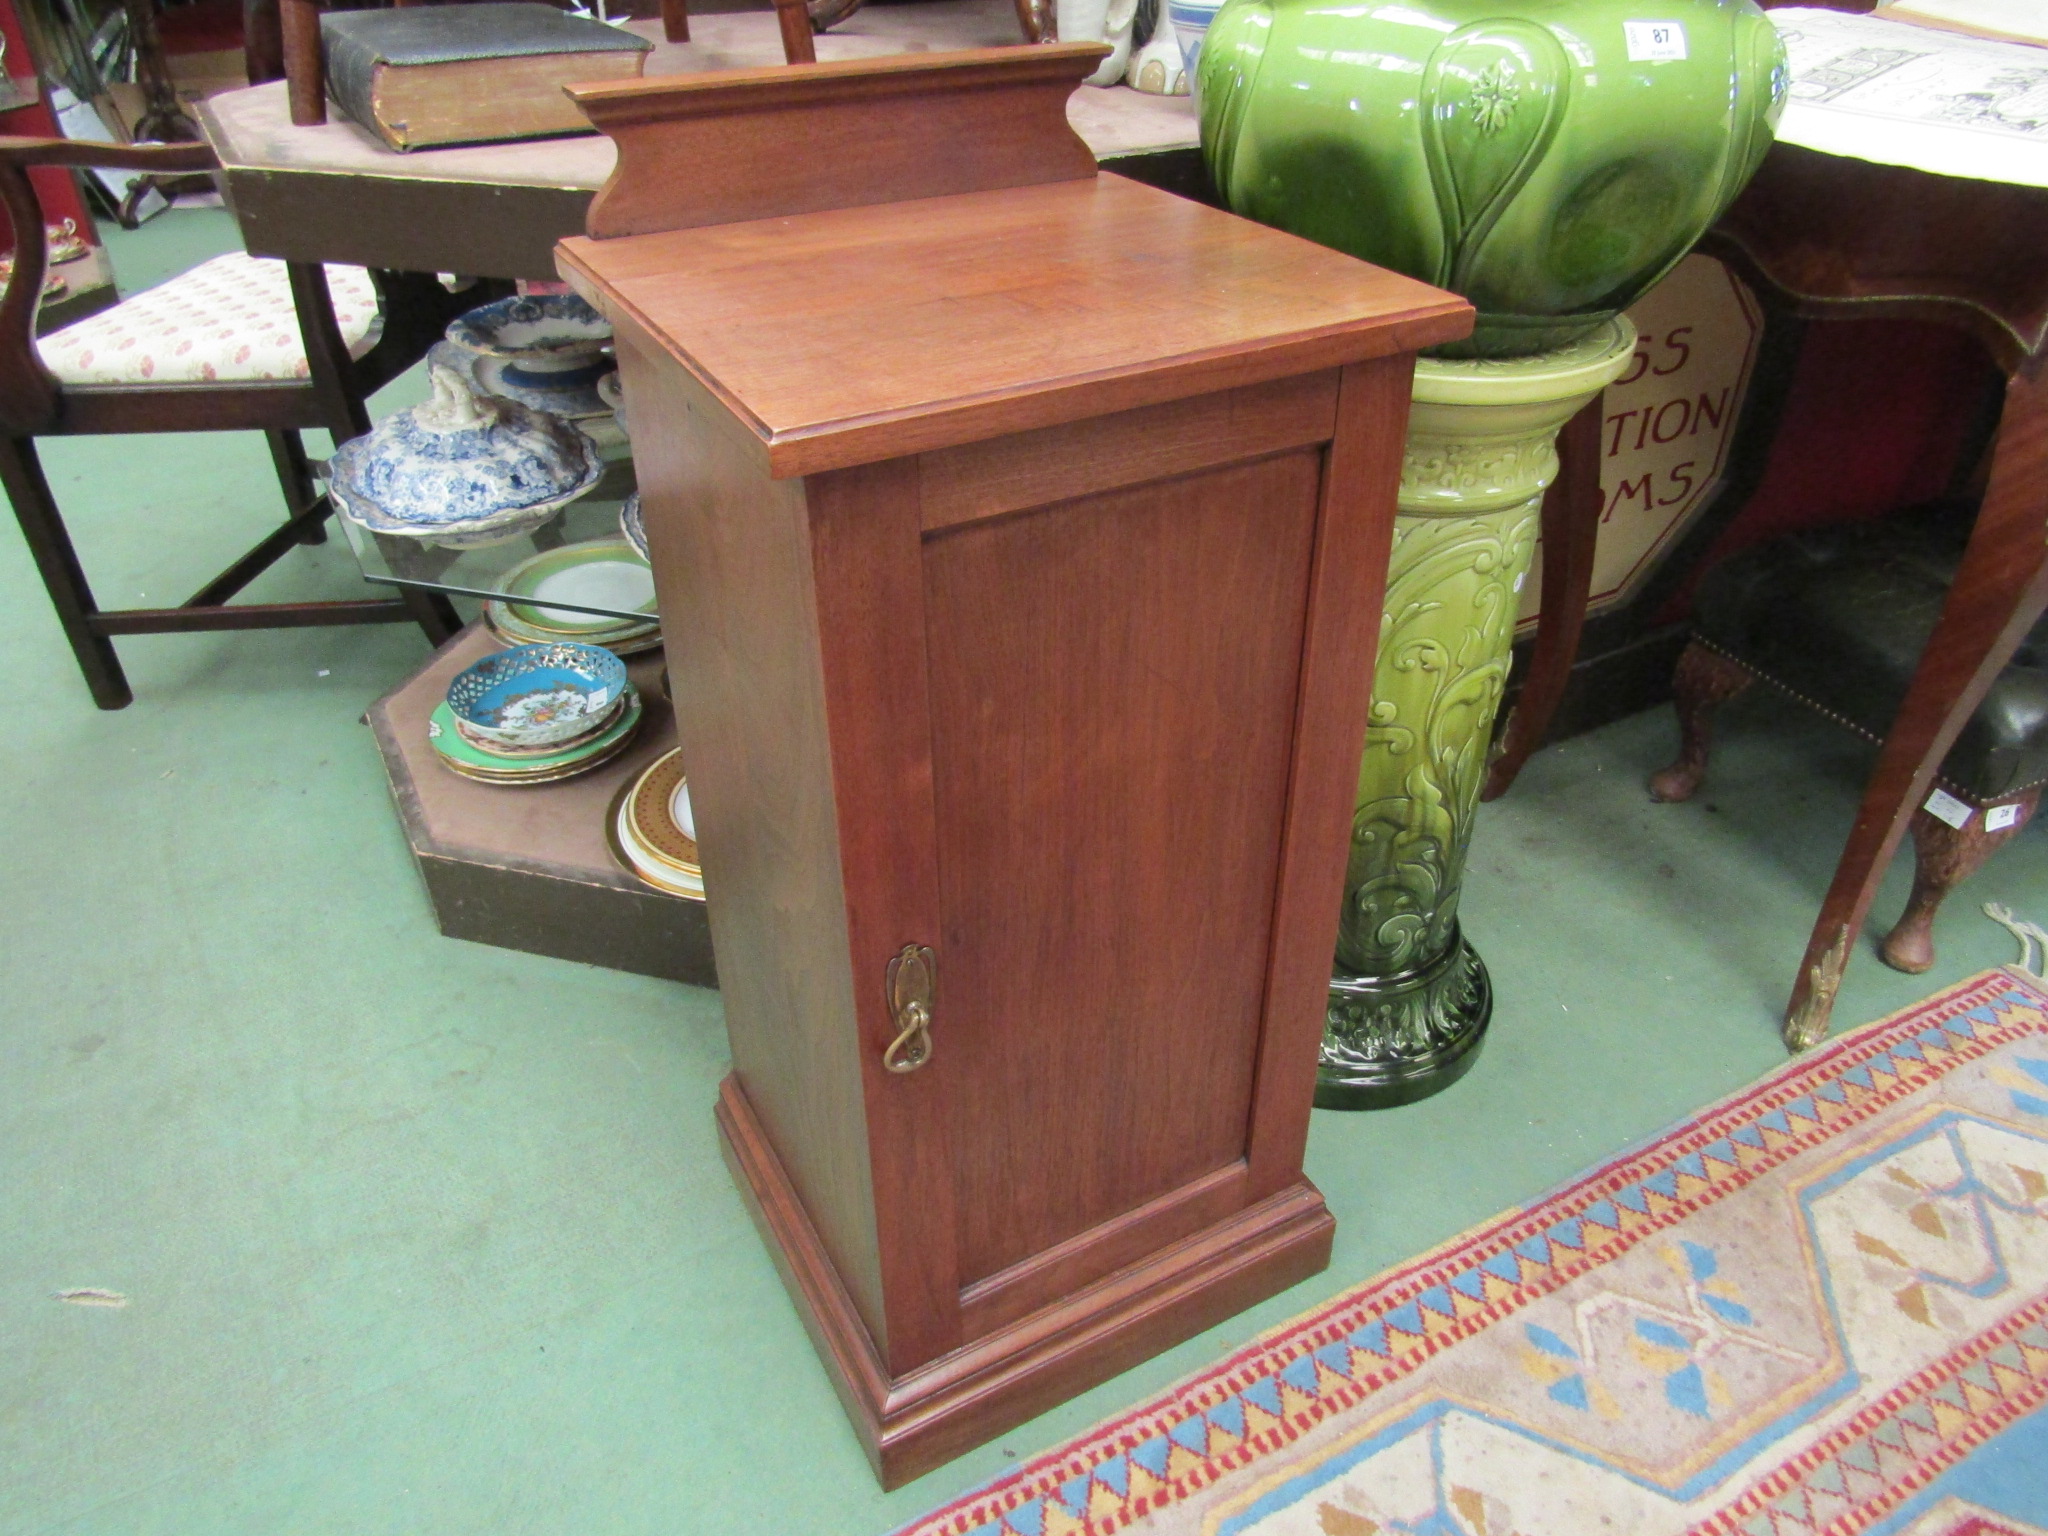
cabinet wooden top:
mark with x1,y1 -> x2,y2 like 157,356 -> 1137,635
560,173 -> 1470,477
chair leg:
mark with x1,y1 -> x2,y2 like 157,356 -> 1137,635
1648,641 -> 1754,803
1881,788 -> 2040,974
400,585 -> 461,648
265,429 -> 327,545
1484,395 -> 1603,802
0,434 -> 131,709
1785,372 -> 2048,1051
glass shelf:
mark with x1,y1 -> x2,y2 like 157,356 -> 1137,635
335,454 -> 652,624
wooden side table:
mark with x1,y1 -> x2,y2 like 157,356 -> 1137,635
1707,144 -> 2048,1048
558,46 -> 1469,1483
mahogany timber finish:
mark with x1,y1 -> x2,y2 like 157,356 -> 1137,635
566,44 -> 1107,242
559,56 -> 1470,1484
1700,145 -> 2048,1048
1482,396 -> 1604,801
561,179 -> 1464,477
282,0 -> 324,127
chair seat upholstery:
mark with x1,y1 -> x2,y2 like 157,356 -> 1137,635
38,253 -> 382,388
1694,504 -> 2048,802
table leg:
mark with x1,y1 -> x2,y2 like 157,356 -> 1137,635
244,0 -> 284,85
1482,394 -> 1603,801
1783,369 -> 2048,1050
776,0 -> 818,61
281,0 -> 325,127
661,0 -> 690,42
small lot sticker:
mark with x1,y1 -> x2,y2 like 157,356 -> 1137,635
1625,20 -> 1688,61
1988,802 -> 2024,832
1924,787 -> 1973,830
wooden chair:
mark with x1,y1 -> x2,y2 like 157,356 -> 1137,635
1648,505 -> 2048,978
0,136 -> 461,709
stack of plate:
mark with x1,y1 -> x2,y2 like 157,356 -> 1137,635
483,537 -> 661,657
430,642 -> 644,786
608,748 -> 703,898
619,493 -> 647,562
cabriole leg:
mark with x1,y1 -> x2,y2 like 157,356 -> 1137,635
1882,788 -> 2040,974
1648,641 -> 1755,804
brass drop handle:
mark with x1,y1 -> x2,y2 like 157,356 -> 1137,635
883,943 -> 936,1073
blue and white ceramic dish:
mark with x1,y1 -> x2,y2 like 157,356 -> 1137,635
619,493 -> 647,563
331,364 -> 603,549
1169,0 -> 1225,100
445,642 -> 629,749
445,293 -> 611,367
475,355 -> 616,420
599,370 -> 628,438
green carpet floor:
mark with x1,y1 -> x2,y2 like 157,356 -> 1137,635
5,209 -> 2045,1536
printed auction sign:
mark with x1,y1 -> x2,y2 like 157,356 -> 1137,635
1516,254 -> 1763,626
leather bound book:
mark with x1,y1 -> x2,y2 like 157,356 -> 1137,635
322,3 -> 653,152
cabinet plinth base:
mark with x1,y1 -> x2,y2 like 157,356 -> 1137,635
715,1076 -> 1335,1488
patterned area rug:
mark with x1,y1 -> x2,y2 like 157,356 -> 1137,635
897,969 -> 2048,1536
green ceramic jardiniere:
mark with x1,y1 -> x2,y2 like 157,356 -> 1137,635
1198,0 -> 1786,358
1320,322 -> 1635,1108
1198,0 -> 1783,1105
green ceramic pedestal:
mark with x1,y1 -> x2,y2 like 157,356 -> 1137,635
1319,320 -> 1637,1109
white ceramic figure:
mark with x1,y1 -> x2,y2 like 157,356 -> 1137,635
1125,14 -> 1188,95
1058,0 -> 1139,85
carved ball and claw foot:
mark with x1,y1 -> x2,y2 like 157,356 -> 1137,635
1650,640 -> 2040,1038
1648,641 -> 1754,803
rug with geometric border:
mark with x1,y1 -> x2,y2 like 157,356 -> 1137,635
894,968 -> 2048,1536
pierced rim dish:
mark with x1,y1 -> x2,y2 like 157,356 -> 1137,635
444,641 -> 629,749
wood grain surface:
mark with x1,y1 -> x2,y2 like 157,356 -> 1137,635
1240,356 -> 1417,1195
917,372 -> 1339,532
922,448 -> 1321,1290
571,44 -> 1105,240
615,328 -> 889,1344
559,174 -> 1470,476
718,1074 -> 1333,1487
804,457 -> 963,1375
580,135 -> 1461,1479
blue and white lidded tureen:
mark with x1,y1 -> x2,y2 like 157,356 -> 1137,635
330,363 -> 603,550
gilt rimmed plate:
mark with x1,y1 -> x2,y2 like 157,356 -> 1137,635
500,538 -> 656,634
626,749 -> 698,873
482,597 -> 657,644
484,604 -> 662,657
606,754 -> 704,899
427,686 -> 641,780
439,726 -> 640,786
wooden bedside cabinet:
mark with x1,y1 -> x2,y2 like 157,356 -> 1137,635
558,45 -> 1470,1484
